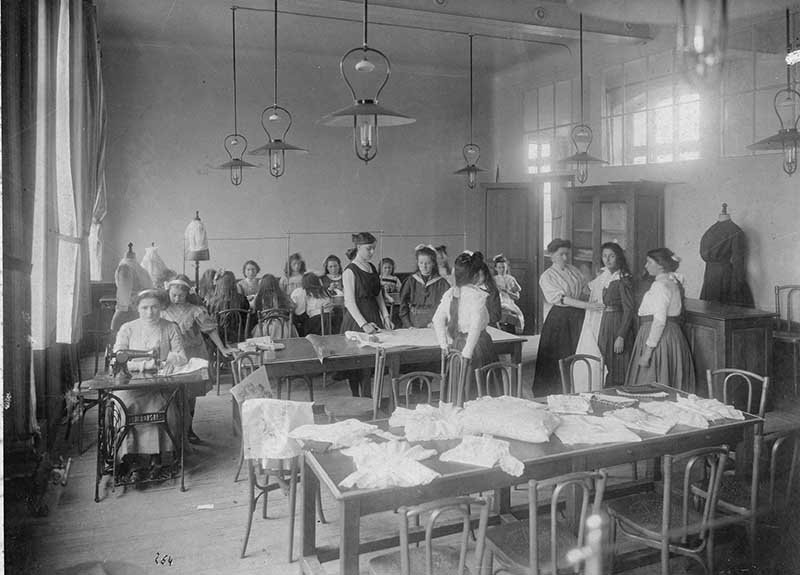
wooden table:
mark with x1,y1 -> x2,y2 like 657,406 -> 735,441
261,326 -> 526,384
87,369 -> 209,502
299,389 -> 761,575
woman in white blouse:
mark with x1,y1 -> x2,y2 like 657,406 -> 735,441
534,239 -> 603,396
625,247 -> 695,390
433,251 -> 498,369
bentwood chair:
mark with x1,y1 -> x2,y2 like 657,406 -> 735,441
482,470 -> 608,575
474,361 -> 523,398
238,397 -> 326,562
231,352 -> 265,483
774,285 -> 800,397
324,347 -> 387,422
255,308 -> 295,339
64,343 -> 100,454
606,446 -> 730,575
214,308 -> 249,395
391,371 -> 441,411
558,354 -> 605,395
442,350 -> 471,407
368,495 -> 492,575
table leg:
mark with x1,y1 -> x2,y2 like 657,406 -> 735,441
339,499 -> 361,575
95,390 -> 105,502
301,457 -> 318,561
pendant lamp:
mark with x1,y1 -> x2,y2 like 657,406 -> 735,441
214,7 -> 257,185
747,9 -> 800,176
453,35 -> 485,189
321,0 -> 415,163
559,14 -> 606,183
249,0 -> 306,178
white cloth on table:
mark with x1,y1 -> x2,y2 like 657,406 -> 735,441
578,392 -> 637,408
439,435 -> 524,477
554,414 -> 642,445
344,328 -> 441,349
241,399 -> 314,464
289,418 -> 379,449
168,357 -> 208,376
339,440 -> 440,489
604,407 -> 675,435
638,400 -> 709,429
547,394 -> 592,414
461,396 -> 560,443
389,402 -> 463,441
676,394 -> 745,421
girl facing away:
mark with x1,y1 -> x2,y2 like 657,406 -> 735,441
291,272 -> 334,336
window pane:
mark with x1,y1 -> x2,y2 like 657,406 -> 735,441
539,84 -> 555,128
649,81 -> 674,109
626,82 -> 647,114
651,106 -> 674,146
678,100 -> 700,144
555,80 -> 572,126
528,139 -> 538,161
606,87 -> 624,116
601,202 -> 628,248
604,116 -> 623,166
523,89 -> 539,132
625,112 -> 647,164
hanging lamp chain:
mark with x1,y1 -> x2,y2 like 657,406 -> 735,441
232,7 -> 238,133
469,34 -> 474,144
363,0 -> 369,48
786,9 -> 792,90
274,0 -> 279,107
579,13 -> 584,123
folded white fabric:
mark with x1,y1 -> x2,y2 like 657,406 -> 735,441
547,394 -> 591,414
241,398 -> 314,462
579,392 -> 637,408
677,395 -> 745,421
168,356 -> 209,375
604,407 -> 674,435
389,402 -> 463,441
290,419 -> 379,449
639,400 -> 709,429
339,440 -> 440,489
439,435 -> 524,476
554,415 -> 642,445
461,396 -> 560,443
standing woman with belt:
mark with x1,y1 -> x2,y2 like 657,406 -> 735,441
534,239 -> 603,396
340,232 -> 394,396
626,247 -> 695,390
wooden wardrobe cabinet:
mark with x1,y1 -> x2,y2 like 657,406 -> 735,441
564,182 -> 665,285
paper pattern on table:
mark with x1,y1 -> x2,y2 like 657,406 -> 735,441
339,440 -> 440,489
290,418 -> 379,449
344,328 -> 441,349
439,435 -> 524,476
241,398 -> 314,462
554,414 -> 643,445
389,402 -> 463,441
461,396 -> 560,444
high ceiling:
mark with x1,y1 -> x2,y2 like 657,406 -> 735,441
96,0 -> 657,72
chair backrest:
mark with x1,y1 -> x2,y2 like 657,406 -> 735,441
441,350 -> 470,406
216,308 -> 249,347
527,470 -> 607,575
256,308 -> 294,339
474,361 -> 521,398
396,495 -> 491,575
775,285 -> 800,334
706,368 -> 770,419
661,446 -> 729,546
318,307 -> 333,336
391,372 -> 441,410
371,347 -> 387,420
232,352 -> 262,386
558,354 -> 604,395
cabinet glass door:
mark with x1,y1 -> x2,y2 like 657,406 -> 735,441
571,200 -> 594,278
600,202 -> 628,249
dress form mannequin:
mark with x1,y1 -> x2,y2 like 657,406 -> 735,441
699,204 -> 754,307
110,243 -> 154,332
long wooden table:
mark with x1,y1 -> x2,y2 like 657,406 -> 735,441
262,326 -> 526,384
299,388 -> 761,575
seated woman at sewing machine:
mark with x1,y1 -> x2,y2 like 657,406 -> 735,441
113,289 -> 188,484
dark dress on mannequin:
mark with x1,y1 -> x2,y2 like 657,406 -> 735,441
699,219 -> 754,307
597,274 -> 635,387
340,262 -> 384,396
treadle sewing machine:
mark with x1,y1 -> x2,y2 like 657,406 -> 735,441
110,349 -> 159,379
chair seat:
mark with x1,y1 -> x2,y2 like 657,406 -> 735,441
713,473 -> 772,514
485,518 -> 580,574
368,544 -> 474,575
606,491 -> 707,541
763,411 -> 800,438
323,397 -> 375,421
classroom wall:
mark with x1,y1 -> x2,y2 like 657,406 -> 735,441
100,40 -> 491,280
484,31 -> 800,312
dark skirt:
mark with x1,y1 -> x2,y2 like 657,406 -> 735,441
340,306 -> 383,398
625,318 -> 696,391
533,306 -> 585,397
453,330 -> 497,371
598,310 -> 633,387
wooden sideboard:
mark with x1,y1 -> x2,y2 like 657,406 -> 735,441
683,299 -> 776,395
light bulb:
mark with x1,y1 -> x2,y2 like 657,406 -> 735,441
270,150 -> 285,178
783,144 -> 797,175
231,166 -> 242,186
355,114 -> 377,162
467,170 -> 476,189
576,161 -> 589,183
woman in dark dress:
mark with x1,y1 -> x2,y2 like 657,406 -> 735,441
340,232 -> 393,396
596,242 -> 635,387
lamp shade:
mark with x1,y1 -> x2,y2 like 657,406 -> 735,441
185,212 -> 210,261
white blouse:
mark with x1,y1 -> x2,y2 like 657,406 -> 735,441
432,285 -> 489,360
638,273 -> 684,348
290,288 -> 332,318
539,264 -> 588,319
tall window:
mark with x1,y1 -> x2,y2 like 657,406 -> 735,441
721,16 -> 799,157
602,51 -> 701,165
525,80 -> 576,174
